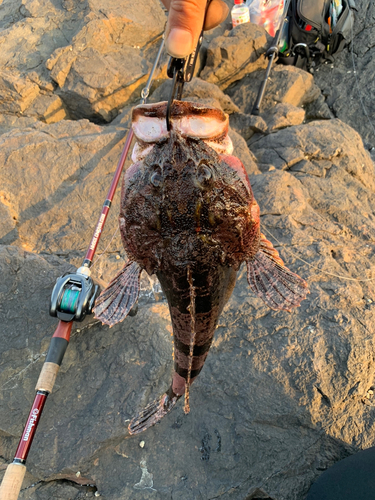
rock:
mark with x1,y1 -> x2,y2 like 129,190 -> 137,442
304,93 -> 334,121
245,487 -> 276,500
0,118 -> 129,283
229,127 -> 261,176
150,77 -> 240,115
227,65 -> 321,115
0,199 -> 16,242
18,480 -> 97,499
56,44 -> 165,123
229,112 -> 268,141
0,0 -> 167,123
200,23 -> 270,89
48,1 -> 168,122
1,2 -> 375,498
312,0 -> 375,144
0,71 -> 40,114
261,103 -> 306,132
0,114 -> 38,135
249,119 -> 375,187
1,114 -> 375,500
110,105 -> 133,127
27,94 -> 70,123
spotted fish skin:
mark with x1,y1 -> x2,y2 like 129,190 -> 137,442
93,101 -> 309,434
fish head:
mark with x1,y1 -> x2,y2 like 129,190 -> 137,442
121,101 -> 259,272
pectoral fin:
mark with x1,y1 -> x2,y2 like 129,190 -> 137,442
247,234 -> 308,311
93,261 -> 141,326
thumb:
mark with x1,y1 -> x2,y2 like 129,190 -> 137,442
162,0 -> 229,58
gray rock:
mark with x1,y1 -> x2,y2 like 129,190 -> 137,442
150,77 -> 240,115
0,118 -> 130,283
304,94 -> 334,121
0,71 -> 40,114
227,65 -> 321,116
1,2 -> 375,499
0,0 -> 167,123
1,117 -> 375,500
26,94 -> 70,123
312,0 -> 375,145
230,112 -> 268,141
261,103 -> 306,133
229,127 -> 261,176
200,23 -> 271,89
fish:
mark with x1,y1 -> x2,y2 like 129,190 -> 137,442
93,100 -> 308,435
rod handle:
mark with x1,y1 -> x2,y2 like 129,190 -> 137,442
35,362 -> 60,393
0,463 -> 26,500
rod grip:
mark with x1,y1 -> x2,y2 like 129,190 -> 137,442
0,463 -> 26,500
35,362 -> 60,393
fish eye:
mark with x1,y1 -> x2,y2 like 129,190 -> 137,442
197,165 -> 212,185
150,171 -> 162,187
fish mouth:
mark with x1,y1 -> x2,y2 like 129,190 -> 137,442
131,100 -> 229,143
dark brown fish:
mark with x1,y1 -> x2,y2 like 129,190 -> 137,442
93,101 -> 308,434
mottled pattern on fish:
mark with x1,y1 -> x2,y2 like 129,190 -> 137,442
93,101 -> 309,434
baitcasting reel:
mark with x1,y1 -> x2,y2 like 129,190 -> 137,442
49,267 -> 100,322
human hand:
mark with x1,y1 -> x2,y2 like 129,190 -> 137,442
161,0 -> 229,58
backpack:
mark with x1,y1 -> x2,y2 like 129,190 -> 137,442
278,0 -> 357,71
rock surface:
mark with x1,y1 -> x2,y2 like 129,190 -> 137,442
1,2 -> 375,500
200,23 -> 270,89
312,0 -> 375,148
226,65 -> 320,116
0,0 -> 167,123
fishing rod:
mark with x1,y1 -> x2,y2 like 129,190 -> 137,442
0,36 -> 165,500
251,0 -> 292,115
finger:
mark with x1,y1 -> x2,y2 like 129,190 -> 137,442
161,0 -> 229,30
204,0 -> 230,31
162,0 -> 229,58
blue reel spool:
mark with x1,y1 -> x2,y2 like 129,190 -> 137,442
50,272 -> 100,322
59,287 -> 80,315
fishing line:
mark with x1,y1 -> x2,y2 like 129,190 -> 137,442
350,22 -> 375,138
91,226 -> 120,269
262,226 -> 375,282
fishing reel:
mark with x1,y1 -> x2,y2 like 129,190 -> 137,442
49,267 -> 100,322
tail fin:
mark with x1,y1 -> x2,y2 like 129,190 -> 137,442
93,261 -> 141,326
128,389 -> 181,435
247,234 -> 308,311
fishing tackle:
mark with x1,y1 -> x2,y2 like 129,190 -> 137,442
0,37 -> 165,500
251,0 -> 292,115
49,268 -> 100,322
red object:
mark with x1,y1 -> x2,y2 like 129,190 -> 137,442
14,392 -> 47,462
13,321 -> 71,463
305,24 -> 312,31
234,0 -> 244,4
84,129 -> 135,265
52,320 -> 73,341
